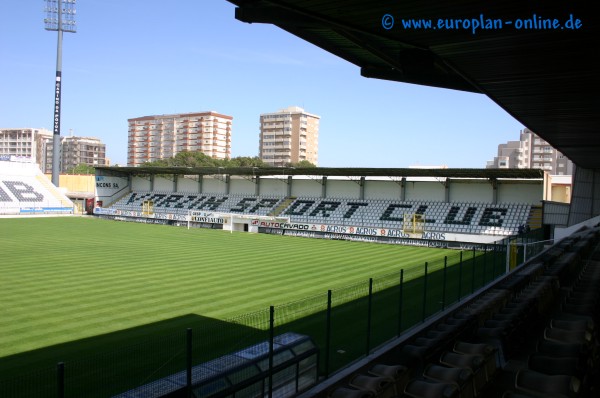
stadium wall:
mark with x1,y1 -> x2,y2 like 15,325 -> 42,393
498,181 -> 542,203
325,178 -> 361,198
229,177 -> 256,195
177,176 -> 200,193
122,175 -> 542,204
404,178 -> 445,201
449,181 -> 492,202
98,174 -> 543,209
131,176 -> 151,192
153,176 -> 173,192
261,177 -> 289,197
364,179 -> 401,199
290,178 -> 322,197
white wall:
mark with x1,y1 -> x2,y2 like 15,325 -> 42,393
128,174 -> 543,207
449,182 -> 493,202
498,182 -> 542,204
260,177 -> 289,196
132,176 -> 151,191
291,178 -> 323,197
203,177 -> 227,194
325,179 -> 361,198
229,176 -> 256,195
153,176 -> 173,192
405,180 -> 445,201
177,176 -> 200,193
364,180 -> 402,199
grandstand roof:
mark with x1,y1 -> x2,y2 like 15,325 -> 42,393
226,0 -> 598,169
95,166 -> 543,180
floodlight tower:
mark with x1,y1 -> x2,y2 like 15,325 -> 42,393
44,0 -> 77,185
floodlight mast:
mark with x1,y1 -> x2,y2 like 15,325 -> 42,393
44,0 -> 76,185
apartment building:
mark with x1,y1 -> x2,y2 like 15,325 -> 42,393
127,112 -> 232,166
259,106 -> 319,167
61,136 -> 107,171
487,128 -> 573,175
0,128 -> 52,167
1,128 -> 108,173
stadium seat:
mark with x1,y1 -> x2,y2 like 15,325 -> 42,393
368,363 -> 410,396
422,364 -> 474,398
328,386 -> 375,398
513,369 -> 580,397
348,374 -> 396,398
403,379 -> 460,398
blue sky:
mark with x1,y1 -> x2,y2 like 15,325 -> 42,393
0,1 -> 525,167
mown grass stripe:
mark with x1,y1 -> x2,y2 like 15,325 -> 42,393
0,216 -> 468,384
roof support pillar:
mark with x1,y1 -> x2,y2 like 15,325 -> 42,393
322,176 -> 327,198
491,178 -> 498,204
359,176 -> 365,200
255,176 -> 260,196
401,177 -> 406,201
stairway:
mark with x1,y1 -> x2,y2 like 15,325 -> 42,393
35,174 -> 73,207
268,196 -> 296,217
527,205 -> 543,230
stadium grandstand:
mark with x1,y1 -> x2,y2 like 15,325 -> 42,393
94,166 -> 545,246
2,0 -> 598,396
0,157 -> 73,215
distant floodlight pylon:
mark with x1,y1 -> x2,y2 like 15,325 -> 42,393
44,0 -> 77,185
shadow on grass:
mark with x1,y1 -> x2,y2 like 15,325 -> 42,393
0,314 -> 265,398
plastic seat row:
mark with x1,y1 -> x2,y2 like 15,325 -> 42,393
320,226 -> 600,398
489,227 -> 600,397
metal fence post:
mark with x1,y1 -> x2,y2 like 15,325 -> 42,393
482,246 -> 487,286
187,328 -> 192,398
458,252 -> 463,301
366,278 -> 373,356
398,269 -> 404,336
57,362 -> 65,398
442,256 -> 447,310
422,262 -> 428,321
269,306 -> 274,398
471,248 -> 476,293
325,290 -> 332,378
493,243 -> 497,279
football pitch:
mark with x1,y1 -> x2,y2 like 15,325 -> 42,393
0,216 -> 495,396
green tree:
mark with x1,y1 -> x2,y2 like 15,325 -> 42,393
229,156 -> 268,167
169,151 -> 220,167
65,163 -> 96,174
143,152 -> 270,169
287,160 -> 317,168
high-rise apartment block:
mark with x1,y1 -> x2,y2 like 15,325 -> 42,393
259,106 -> 319,167
127,112 -> 232,166
60,136 -> 107,171
0,128 -> 106,173
0,128 -> 52,167
487,128 -> 573,175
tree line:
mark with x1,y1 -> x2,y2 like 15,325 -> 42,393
63,151 -> 316,174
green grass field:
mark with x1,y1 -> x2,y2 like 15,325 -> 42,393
0,216 -> 499,397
